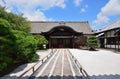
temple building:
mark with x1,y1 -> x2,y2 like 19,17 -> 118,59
30,21 -> 94,48
97,19 -> 120,51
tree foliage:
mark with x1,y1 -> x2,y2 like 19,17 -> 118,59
0,6 -> 30,33
0,52 -> 12,71
14,31 -> 38,62
0,6 -> 39,72
87,36 -> 100,50
0,18 -> 15,56
13,30 -> 39,62
34,35 -> 48,49
0,19 -> 14,71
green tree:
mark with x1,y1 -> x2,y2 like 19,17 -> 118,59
87,36 -> 100,50
0,52 -> 12,71
0,18 -> 16,56
0,19 -> 14,71
0,6 -> 39,73
34,35 -> 48,49
13,30 -> 39,62
0,6 -> 30,33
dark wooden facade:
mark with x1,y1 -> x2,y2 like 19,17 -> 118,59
97,19 -> 120,51
42,26 -> 86,48
30,21 -> 94,48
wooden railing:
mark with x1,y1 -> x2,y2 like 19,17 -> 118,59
67,49 -> 91,79
18,49 -> 56,79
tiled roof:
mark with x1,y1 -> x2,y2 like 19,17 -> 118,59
30,21 -> 94,34
98,19 -> 120,32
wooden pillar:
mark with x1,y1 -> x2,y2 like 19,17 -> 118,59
117,34 -> 119,51
110,31 -> 111,49
49,38 -> 51,48
48,37 -> 51,48
116,30 -> 120,51
72,37 -> 74,48
117,34 -> 120,51
104,32 -> 107,49
114,30 -> 117,51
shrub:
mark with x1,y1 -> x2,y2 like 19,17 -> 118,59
0,52 -> 12,71
0,8 -> 38,73
0,18 -> 16,53
34,35 -> 48,49
87,36 -> 100,50
13,30 -> 39,62
0,19 -> 15,71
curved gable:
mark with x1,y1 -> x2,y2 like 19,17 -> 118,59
30,21 -> 93,34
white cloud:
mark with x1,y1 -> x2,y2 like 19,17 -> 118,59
0,0 -> 4,6
74,0 -> 82,6
0,0 -> 66,21
93,0 -> 120,25
24,10 -> 47,21
55,0 -> 66,9
93,13 -> 109,25
80,4 -> 88,13
80,8 -> 85,13
24,10 -> 54,21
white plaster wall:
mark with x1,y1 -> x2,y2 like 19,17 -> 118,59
105,45 -> 120,49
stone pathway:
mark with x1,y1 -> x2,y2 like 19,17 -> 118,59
30,49 -> 82,79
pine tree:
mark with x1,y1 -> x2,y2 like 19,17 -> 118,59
87,36 -> 100,50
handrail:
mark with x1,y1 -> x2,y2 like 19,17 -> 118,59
18,49 -> 56,78
67,49 -> 91,79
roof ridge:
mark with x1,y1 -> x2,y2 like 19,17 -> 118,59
100,18 -> 120,31
30,21 -> 88,23
30,21 -> 93,34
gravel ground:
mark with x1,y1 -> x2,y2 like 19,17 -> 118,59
69,49 -> 120,79
37,49 -> 51,60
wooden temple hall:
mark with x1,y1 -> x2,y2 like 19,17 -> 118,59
30,21 -> 94,48
96,19 -> 120,51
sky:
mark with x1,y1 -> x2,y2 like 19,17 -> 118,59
0,0 -> 120,30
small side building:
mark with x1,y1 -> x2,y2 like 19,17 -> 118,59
96,19 -> 120,51
30,21 -> 94,48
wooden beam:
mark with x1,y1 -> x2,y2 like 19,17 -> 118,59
50,36 -> 73,38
